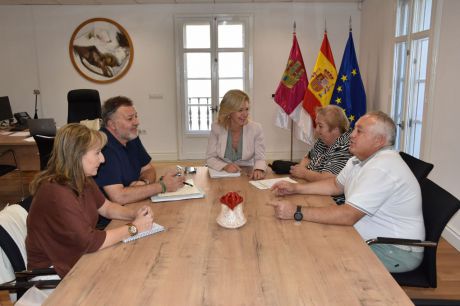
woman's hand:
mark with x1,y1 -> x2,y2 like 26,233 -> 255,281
223,163 -> 241,173
289,164 -> 308,179
132,206 -> 154,233
250,169 -> 265,180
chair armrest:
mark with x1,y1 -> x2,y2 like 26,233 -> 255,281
0,279 -> 59,291
0,268 -> 60,298
15,267 -> 57,278
366,237 -> 437,248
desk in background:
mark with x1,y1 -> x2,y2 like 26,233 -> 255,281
0,132 -> 39,171
44,167 -> 413,305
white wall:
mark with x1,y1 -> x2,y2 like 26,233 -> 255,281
0,3 -> 361,161
424,0 -> 460,250
360,0 -> 460,250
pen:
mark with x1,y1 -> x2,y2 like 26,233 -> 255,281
183,182 -> 193,187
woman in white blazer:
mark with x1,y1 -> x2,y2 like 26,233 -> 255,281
206,89 -> 267,180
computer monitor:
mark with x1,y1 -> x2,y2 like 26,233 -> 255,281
0,96 -> 14,122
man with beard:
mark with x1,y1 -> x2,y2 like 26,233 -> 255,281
95,96 -> 184,207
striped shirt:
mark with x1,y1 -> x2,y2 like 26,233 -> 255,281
306,129 -> 352,204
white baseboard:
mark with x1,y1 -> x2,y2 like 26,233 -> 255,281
442,225 -> 460,252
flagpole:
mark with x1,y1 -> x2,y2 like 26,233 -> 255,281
289,21 -> 296,161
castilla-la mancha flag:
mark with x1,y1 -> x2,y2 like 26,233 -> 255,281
299,32 -> 337,144
274,33 -> 308,130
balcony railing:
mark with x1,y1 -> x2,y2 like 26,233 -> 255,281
187,97 -> 213,131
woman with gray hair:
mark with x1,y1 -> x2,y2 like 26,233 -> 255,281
290,105 -> 352,204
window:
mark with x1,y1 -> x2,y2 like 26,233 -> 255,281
391,0 -> 434,157
176,15 -> 251,134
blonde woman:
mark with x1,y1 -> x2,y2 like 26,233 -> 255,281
206,89 -> 266,180
26,124 -> 153,278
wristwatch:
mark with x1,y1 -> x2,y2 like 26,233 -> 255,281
127,223 -> 138,236
294,206 -> 303,221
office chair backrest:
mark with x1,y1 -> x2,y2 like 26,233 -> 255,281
0,204 -> 28,283
418,179 -> 460,287
33,135 -> 55,170
399,151 -> 434,182
67,89 -> 102,123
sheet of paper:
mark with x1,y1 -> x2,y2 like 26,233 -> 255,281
24,136 -> 35,142
208,168 -> 241,178
0,131 -> 13,136
249,177 -> 297,190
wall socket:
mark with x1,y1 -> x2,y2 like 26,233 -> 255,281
148,93 -> 163,100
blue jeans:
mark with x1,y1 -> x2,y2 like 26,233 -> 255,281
370,244 -> 424,273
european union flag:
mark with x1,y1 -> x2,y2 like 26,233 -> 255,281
330,31 -> 366,127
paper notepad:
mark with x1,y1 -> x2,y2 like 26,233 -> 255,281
151,179 -> 204,203
249,177 -> 297,190
122,222 -> 165,243
208,168 -> 241,178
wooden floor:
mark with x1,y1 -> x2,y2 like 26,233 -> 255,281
1,166 -> 459,302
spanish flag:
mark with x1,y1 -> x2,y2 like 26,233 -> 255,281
299,32 -> 337,143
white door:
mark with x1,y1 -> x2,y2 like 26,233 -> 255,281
175,15 -> 252,160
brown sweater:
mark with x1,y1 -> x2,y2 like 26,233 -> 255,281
26,179 -> 106,278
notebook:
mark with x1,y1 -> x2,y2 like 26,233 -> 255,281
208,168 -> 241,178
122,222 -> 166,243
27,118 -> 57,136
151,179 -> 204,203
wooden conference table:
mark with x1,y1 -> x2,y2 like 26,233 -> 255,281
44,167 -> 413,306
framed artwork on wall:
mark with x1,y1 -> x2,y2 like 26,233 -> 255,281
69,18 -> 134,84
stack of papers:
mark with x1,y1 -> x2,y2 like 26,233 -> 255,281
249,177 -> 297,190
151,179 -> 204,203
208,168 -> 241,178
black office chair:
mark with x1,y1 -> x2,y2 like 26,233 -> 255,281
399,151 -> 434,182
0,205 -> 59,299
33,135 -> 55,170
67,89 -> 102,123
0,149 -> 24,199
367,178 -> 460,288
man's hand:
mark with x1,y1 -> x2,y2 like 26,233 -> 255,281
270,181 -> 297,196
223,163 -> 241,173
129,180 -> 146,187
162,172 -> 185,192
267,198 -> 297,220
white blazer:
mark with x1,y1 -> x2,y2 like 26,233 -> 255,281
206,121 -> 267,171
